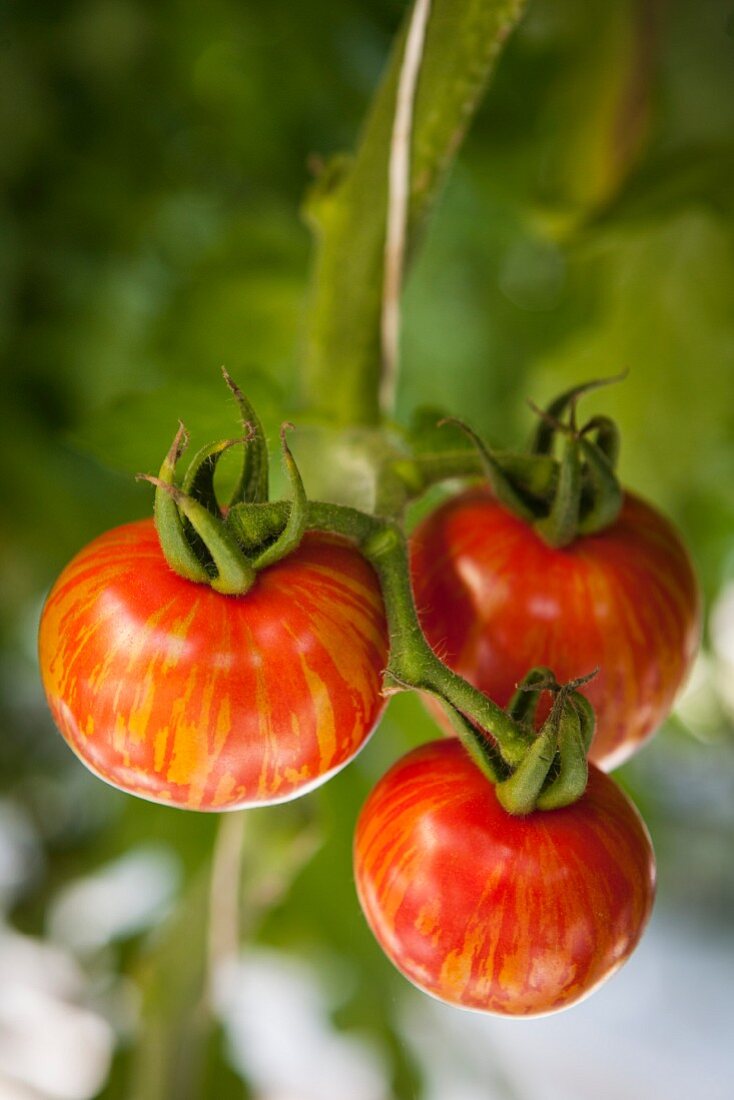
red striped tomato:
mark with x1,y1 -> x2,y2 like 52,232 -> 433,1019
39,519 -> 388,810
354,739 -> 655,1016
410,489 -> 700,769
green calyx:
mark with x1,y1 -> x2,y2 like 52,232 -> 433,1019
524,374 -> 625,547
138,371 -> 307,597
495,669 -> 595,814
392,375 -> 626,549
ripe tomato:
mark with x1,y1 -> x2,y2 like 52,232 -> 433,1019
39,519 -> 388,810
410,489 -> 700,769
354,739 -> 655,1016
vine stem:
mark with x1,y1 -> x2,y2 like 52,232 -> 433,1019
227,498 -> 532,774
358,518 -> 530,770
380,0 -> 432,417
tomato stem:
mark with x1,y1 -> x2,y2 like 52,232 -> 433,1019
227,497 -> 533,778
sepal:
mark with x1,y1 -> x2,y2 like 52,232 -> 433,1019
250,425 -> 309,570
147,423 -> 210,586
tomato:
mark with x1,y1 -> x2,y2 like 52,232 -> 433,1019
39,519 -> 388,810
354,738 -> 655,1016
410,489 -> 700,769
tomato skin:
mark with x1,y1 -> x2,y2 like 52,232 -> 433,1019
410,489 -> 701,769
39,519 -> 388,810
354,739 -> 655,1016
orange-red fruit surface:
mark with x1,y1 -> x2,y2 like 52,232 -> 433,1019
354,739 -> 656,1016
410,489 -> 701,770
39,520 -> 389,810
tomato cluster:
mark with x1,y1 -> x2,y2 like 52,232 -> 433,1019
38,385 -> 700,1018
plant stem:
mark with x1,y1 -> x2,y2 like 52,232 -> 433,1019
302,0 -> 527,426
403,448 -> 485,486
227,498 -> 531,772
359,519 -> 530,769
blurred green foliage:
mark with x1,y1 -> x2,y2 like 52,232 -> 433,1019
2,1 -> 734,1098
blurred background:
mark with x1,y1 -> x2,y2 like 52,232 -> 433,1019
2,0 -> 734,1097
